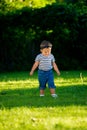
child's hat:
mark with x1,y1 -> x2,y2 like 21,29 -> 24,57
40,40 -> 52,49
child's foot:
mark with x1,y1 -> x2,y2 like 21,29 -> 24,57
40,94 -> 44,97
51,94 -> 58,98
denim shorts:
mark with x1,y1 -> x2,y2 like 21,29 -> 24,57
38,69 -> 56,90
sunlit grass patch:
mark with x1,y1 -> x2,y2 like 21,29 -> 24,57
0,106 -> 87,130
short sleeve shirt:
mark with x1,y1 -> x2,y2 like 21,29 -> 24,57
35,53 -> 55,71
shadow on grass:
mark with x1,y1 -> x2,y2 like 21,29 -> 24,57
0,85 -> 87,109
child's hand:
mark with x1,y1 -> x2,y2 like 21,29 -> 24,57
57,71 -> 60,76
30,71 -> 33,76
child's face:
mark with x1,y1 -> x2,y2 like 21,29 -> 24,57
41,47 -> 51,56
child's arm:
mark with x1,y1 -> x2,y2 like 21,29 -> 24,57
52,62 -> 60,75
30,61 -> 39,75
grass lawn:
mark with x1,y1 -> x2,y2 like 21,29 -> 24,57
0,71 -> 87,130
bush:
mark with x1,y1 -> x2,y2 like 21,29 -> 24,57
0,2 -> 87,71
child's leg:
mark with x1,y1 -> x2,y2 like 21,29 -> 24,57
50,88 -> 57,97
40,89 -> 44,96
38,70 -> 47,97
50,88 -> 55,94
48,70 -> 57,97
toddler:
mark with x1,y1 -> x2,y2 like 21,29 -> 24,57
30,40 -> 60,97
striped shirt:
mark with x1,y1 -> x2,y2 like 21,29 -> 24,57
35,53 -> 55,71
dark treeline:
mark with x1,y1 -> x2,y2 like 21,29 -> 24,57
0,2 -> 87,72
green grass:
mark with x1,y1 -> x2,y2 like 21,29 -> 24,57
0,71 -> 87,130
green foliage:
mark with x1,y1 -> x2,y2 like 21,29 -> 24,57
0,1 -> 87,71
